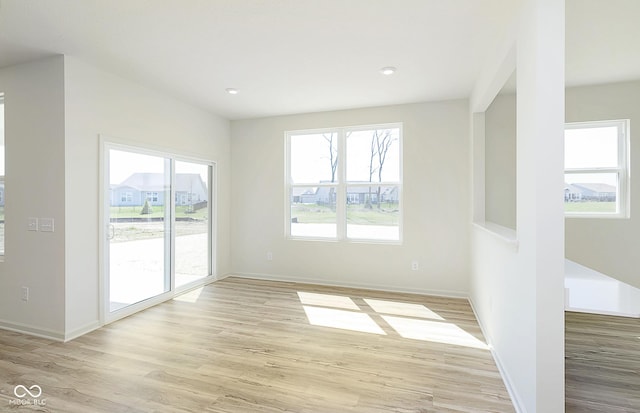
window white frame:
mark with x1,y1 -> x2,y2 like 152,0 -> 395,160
564,119 -> 630,218
100,138 -> 217,325
285,123 -> 403,243
0,94 -> 5,257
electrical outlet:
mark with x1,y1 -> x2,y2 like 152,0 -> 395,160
40,218 -> 54,232
411,260 -> 419,271
21,287 -> 29,302
266,252 -> 273,261
27,217 -> 39,231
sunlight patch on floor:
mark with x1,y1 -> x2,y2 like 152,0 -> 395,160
363,298 -> 444,320
297,291 -> 488,349
381,315 -> 488,349
303,306 -> 386,335
297,291 -> 360,310
174,287 -> 204,303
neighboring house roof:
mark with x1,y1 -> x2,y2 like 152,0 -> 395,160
292,187 -> 317,197
175,173 -> 207,193
572,183 -> 616,194
116,173 -> 206,192
564,183 -> 583,193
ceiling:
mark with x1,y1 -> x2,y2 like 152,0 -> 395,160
0,1 -> 638,120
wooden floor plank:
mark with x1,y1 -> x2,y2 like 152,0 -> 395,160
565,311 -> 640,413
0,277 -> 514,412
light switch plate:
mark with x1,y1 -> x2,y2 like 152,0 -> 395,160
27,217 -> 39,231
40,218 -> 54,232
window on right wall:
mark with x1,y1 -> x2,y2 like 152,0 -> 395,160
564,119 -> 630,218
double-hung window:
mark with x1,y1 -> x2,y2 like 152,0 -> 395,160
286,123 -> 402,242
564,119 -> 630,218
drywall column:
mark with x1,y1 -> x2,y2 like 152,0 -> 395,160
470,0 -> 565,411
516,0 -> 565,410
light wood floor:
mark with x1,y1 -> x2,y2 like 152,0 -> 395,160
565,311 -> 640,412
0,277 -> 514,412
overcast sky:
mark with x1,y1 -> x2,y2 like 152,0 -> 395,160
290,129 -> 400,184
565,125 -> 619,186
109,149 -> 209,185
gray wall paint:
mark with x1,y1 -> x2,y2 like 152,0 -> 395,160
0,55 -> 232,339
0,56 -> 66,338
485,93 -> 517,230
64,57 -> 232,337
565,79 -> 640,289
483,79 -> 640,290
231,101 -> 471,296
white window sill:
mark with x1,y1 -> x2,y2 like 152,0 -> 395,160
473,221 -> 519,250
565,213 -> 629,219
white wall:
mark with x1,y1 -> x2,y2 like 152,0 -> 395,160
565,80 -> 640,290
63,57 -> 231,338
231,101 -> 471,296
470,0 -> 565,411
0,57 -> 66,338
485,92 -> 517,230
484,79 -> 640,291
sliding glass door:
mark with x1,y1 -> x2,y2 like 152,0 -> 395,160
107,149 -> 171,312
175,160 -> 211,288
104,143 -> 214,317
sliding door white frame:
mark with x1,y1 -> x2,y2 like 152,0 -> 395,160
99,136 -> 217,325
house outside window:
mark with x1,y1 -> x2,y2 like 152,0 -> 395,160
564,119 -> 630,218
286,123 -> 402,242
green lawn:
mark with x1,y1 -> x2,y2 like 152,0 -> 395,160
110,205 -> 208,220
291,203 -> 399,226
347,204 -> 399,225
291,204 -> 336,223
564,201 -> 616,213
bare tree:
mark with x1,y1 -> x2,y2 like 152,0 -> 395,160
371,129 -> 398,209
366,134 -> 379,208
323,132 -> 338,210
322,132 -> 338,183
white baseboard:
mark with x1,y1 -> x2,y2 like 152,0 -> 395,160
230,272 -> 468,299
64,320 -> 101,342
565,307 -> 640,318
214,273 -> 231,282
0,319 -> 64,342
468,298 -> 525,413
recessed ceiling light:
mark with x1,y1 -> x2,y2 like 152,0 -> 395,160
380,67 -> 397,75
226,88 -> 239,95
